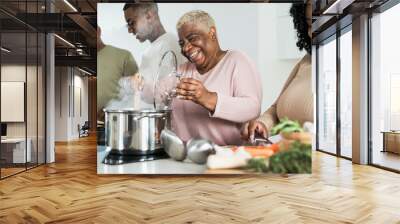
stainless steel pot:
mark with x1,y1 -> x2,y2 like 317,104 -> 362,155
104,109 -> 171,155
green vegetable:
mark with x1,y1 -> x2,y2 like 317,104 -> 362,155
270,117 -> 303,136
246,158 -> 268,173
246,141 -> 311,174
269,141 -> 311,174
246,119 -> 311,174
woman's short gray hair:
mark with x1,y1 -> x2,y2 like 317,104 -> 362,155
176,10 -> 215,31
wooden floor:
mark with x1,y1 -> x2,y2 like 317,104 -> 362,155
1,167 -> 25,178
1,163 -> 44,178
372,150 -> 400,171
1,135 -> 400,224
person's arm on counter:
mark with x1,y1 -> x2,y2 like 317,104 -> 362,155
245,58 -> 301,139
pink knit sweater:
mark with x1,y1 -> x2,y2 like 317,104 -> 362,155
171,50 -> 262,145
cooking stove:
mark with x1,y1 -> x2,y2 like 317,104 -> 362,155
102,149 -> 169,165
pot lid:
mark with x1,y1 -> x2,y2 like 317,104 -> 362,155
103,108 -> 171,113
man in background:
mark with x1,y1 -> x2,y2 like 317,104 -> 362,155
123,3 -> 186,90
97,26 -> 139,122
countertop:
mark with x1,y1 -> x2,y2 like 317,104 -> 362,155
97,146 -> 250,174
97,146 -> 207,174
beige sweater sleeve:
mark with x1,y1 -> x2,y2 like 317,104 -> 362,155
257,57 -> 303,134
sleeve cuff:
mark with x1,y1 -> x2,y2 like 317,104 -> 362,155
255,117 -> 273,136
209,93 -> 223,118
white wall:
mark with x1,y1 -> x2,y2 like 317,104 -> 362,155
256,4 -> 305,109
79,75 -> 89,127
73,73 -> 89,137
1,65 -> 34,137
1,65 -> 26,139
54,67 -> 89,141
55,67 -> 67,141
1,64 -> 46,163
46,4 -> 56,163
98,3 -> 306,110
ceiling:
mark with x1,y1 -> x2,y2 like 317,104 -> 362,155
312,0 -> 391,43
0,0 -> 99,74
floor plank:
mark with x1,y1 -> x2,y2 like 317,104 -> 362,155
372,150 -> 400,171
0,135 -> 400,223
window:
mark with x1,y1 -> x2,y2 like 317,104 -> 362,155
0,1 -> 47,179
317,36 -> 337,154
339,29 -> 352,158
390,74 -> 400,130
370,2 -> 400,171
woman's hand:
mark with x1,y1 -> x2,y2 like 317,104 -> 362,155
176,78 -> 217,112
241,120 -> 268,141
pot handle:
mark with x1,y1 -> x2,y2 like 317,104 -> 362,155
133,113 -> 166,120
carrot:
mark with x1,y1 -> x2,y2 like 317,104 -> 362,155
230,146 -> 275,158
244,148 -> 274,158
269,144 -> 280,153
234,145 -> 279,152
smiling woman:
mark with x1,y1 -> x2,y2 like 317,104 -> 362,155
177,13 -> 224,74
167,10 -> 263,146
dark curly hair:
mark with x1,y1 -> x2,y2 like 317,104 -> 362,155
290,3 -> 311,54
